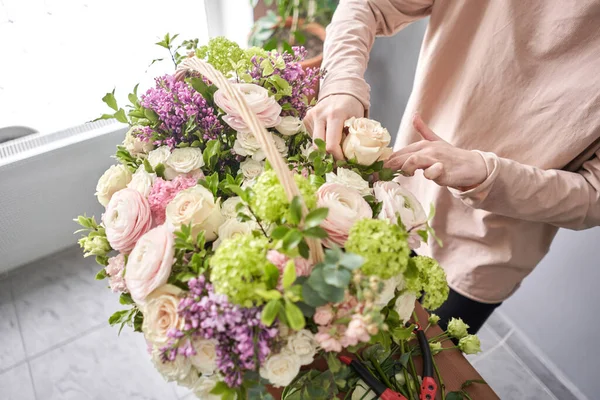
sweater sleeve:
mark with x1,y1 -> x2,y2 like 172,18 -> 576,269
450,150 -> 600,230
318,0 -> 434,110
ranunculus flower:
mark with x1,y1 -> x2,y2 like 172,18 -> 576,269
127,166 -> 156,198
316,183 -> 372,246
165,185 -> 225,242
233,131 -> 287,161
313,305 -> 334,326
189,338 -> 218,375
276,116 -> 303,136
95,164 -> 132,206
192,374 -> 221,400
141,284 -> 183,346
239,158 -> 265,180
103,188 -> 153,253
105,254 -> 127,293
123,126 -> 154,157
374,181 -> 427,249
212,219 -> 257,249
259,350 -> 302,387
125,224 -> 175,304
326,168 -> 372,197
342,117 -> 393,166
164,147 -> 204,180
147,146 -> 171,169
394,291 -> 417,323
447,317 -> 470,340
151,348 -> 192,382
286,329 -> 318,366
214,83 -> 282,133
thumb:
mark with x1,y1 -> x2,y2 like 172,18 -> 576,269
413,113 -> 443,142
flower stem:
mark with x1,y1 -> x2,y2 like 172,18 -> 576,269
433,358 -> 446,400
401,341 -> 418,400
370,356 -> 395,391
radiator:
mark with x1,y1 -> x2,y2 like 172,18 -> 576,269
0,121 -> 126,274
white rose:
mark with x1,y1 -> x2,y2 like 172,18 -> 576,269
395,291 -> 417,323
189,338 -> 218,375
123,126 -> 153,157
342,117 -> 393,166
164,147 -> 204,180
147,146 -> 171,169
260,350 -> 301,387
95,164 -> 132,207
176,369 -> 200,389
286,329 -> 318,366
212,219 -> 257,249
151,348 -> 192,383
165,186 -> 225,242
326,168 -> 372,197
234,131 -> 287,161
127,166 -> 156,198
276,116 -> 303,136
374,275 -> 405,307
239,158 -> 265,180
141,284 -> 183,346
221,197 -> 246,219
192,374 -> 222,400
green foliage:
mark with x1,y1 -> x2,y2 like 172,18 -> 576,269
115,145 -> 141,173
109,306 -> 143,335
93,89 -> 129,124
75,215 -> 112,268
282,369 -> 339,400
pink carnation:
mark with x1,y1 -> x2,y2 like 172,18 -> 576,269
315,327 -> 343,353
266,250 -> 313,281
342,315 -> 371,347
147,174 -> 199,225
105,254 -> 127,293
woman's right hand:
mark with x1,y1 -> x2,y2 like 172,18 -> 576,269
304,94 -> 365,160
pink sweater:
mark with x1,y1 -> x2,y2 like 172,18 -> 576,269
320,0 -> 600,302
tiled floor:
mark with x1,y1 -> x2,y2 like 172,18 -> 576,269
0,246 -> 579,400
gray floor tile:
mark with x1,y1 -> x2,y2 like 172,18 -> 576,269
0,363 -> 36,400
10,246 -> 116,356
485,311 -> 513,338
0,279 -> 26,371
29,325 -> 179,400
473,344 -> 558,400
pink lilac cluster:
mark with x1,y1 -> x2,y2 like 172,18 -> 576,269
161,276 -> 278,387
105,254 -> 127,293
139,75 -> 224,146
249,47 -> 323,119
147,175 -> 198,225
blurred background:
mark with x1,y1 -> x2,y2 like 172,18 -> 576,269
0,1 -> 597,399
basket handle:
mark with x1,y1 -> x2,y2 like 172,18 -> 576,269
175,57 -> 324,263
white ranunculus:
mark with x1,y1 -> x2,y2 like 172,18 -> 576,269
260,351 -> 302,388
141,284 -> 183,346
95,164 -> 132,206
374,275 -> 405,307
166,186 -> 225,242
152,348 -> 192,383
212,219 -> 257,249
276,116 -> 303,136
239,158 -> 265,180
164,147 -> 204,180
286,329 -> 318,366
192,374 -> 222,400
123,126 -> 153,157
326,168 -> 372,197
220,197 -> 245,219
233,131 -> 287,161
395,292 -> 417,323
147,146 -> 171,169
342,117 -> 393,166
189,338 -> 218,375
127,166 -> 156,198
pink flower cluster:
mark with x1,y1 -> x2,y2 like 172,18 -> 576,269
105,254 -> 127,293
147,175 -> 198,225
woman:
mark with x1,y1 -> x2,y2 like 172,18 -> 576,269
305,0 -> 600,332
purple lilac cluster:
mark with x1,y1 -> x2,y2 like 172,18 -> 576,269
161,276 -> 278,387
139,75 -> 224,147
249,47 -> 323,119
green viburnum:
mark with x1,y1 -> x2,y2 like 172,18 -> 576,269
249,170 -> 316,223
210,234 -> 274,307
196,37 -> 245,76
78,235 -> 111,258
405,255 -> 449,310
447,317 -> 470,340
429,341 -> 443,355
428,313 -> 441,326
345,219 -> 410,279
458,334 -> 482,355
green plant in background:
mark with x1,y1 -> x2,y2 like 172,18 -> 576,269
249,0 -> 338,52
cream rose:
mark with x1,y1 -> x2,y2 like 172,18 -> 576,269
239,158 -> 265,180
151,348 -> 192,383
165,185 -> 225,242
141,284 -> 183,346
259,350 -> 302,387
147,146 -> 171,169
395,292 -> 417,323
192,374 -> 222,400
125,224 -> 175,304
176,369 -> 200,389
123,126 -> 153,157
325,168 -> 372,197
164,147 -> 204,180
102,188 -> 153,253
316,183 -> 373,246
233,131 -> 287,161
189,338 -> 218,375
276,116 -> 303,136
212,219 -> 257,249
95,164 -> 132,206
342,117 -> 393,166
127,166 -> 156,198
214,83 -> 282,133
220,196 -> 246,219
286,329 -> 318,366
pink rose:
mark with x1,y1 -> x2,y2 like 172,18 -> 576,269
316,183 -> 372,247
314,305 -> 334,326
373,181 -> 427,249
214,83 -> 282,133
267,250 -> 313,280
103,188 -> 153,253
125,224 -> 175,304
105,254 -> 127,293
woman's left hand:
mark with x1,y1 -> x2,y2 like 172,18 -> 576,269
384,114 -> 488,191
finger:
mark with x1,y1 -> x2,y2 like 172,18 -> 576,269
387,140 -> 430,158
413,113 -> 444,142
423,162 -> 444,181
325,118 -> 345,160
384,151 -> 416,170
312,120 -> 326,146
401,154 -> 438,176
304,115 -> 314,136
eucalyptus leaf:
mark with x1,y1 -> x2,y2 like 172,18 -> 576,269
301,282 -> 328,308
323,265 -> 351,288
340,253 -> 364,270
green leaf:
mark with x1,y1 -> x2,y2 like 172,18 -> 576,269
189,77 -> 212,99
417,229 -> 429,242
282,229 -> 303,251
326,352 -> 342,373
392,325 -> 415,341
282,261 -> 296,289
323,265 -> 351,288
264,263 -> 280,290
282,41 -> 294,55
271,225 -> 290,240
461,379 -> 487,390
102,89 -> 118,111
298,239 -> 310,260
210,381 -> 229,395
398,352 -> 411,368
314,138 -> 326,152
304,208 -> 328,229
261,299 -> 282,326
378,167 -> 396,181
288,196 -> 303,225
108,310 -> 130,326
260,58 -> 275,76
301,282 -> 328,308
95,268 -> 108,280
142,159 -> 153,173
154,163 -> 166,179
293,30 -> 306,45
255,289 -> 282,301
284,300 -> 305,330
302,226 -> 328,239
144,108 -> 159,123
340,253 -> 364,271
203,140 -> 221,169
446,392 -> 466,400
95,255 -> 109,267
119,293 -> 134,305
114,109 -> 128,124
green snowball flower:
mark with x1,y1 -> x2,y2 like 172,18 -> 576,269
447,317 -> 470,340
458,334 -> 482,355
405,255 -> 449,310
78,234 -> 111,257
345,219 -> 410,279
249,170 -> 316,223
196,37 -> 245,76
209,234 -> 273,307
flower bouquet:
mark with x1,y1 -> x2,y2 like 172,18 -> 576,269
75,36 -> 483,399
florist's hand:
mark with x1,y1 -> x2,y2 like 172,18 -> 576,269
304,94 -> 364,160
384,114 -> 488,191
